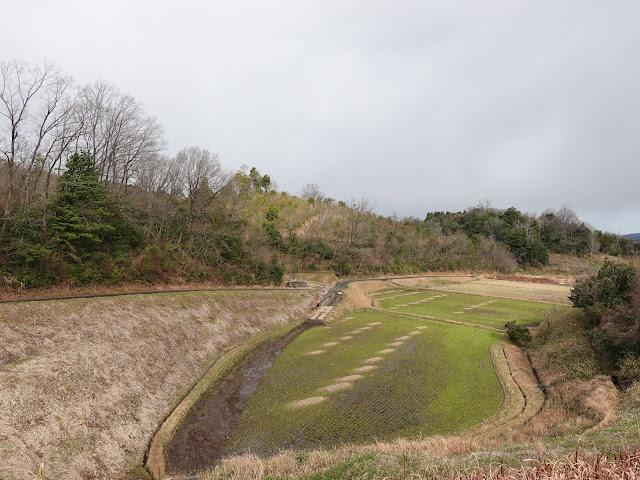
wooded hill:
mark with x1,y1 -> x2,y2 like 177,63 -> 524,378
1,60 -> 637,289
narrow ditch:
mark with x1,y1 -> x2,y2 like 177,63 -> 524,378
164,318 -> 323,475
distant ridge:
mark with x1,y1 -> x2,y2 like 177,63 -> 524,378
622,233 -> 640,242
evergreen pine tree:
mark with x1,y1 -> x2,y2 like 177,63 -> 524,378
49,152 -> 114,257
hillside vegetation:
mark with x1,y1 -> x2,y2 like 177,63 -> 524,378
1,61 -> 637,292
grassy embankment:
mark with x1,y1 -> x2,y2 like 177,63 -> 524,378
0,288 -> 315,480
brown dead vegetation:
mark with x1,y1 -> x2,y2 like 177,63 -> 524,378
0,280 -> 275,303
326,280 -> 387,320
0,289 -> 314,480
429,446 -> 640,480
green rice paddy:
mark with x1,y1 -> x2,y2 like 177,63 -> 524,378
373,288 -> 554,329
229,310 -> 503,456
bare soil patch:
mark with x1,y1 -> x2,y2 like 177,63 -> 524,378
335,375 -> 364,382
289,397 -> 326,408
318,382 -> 353,392
362,357 -> 384,363
353,365 -> 377,373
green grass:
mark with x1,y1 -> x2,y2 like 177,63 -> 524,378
229,310 -> 503,456
376,288 -> 556,329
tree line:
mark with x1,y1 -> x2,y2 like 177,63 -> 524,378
423,202 -> 638,264
1,60 -> 637,289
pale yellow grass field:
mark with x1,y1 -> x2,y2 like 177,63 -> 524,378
0,290 -> 315,480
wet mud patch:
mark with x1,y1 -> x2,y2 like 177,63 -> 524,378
164,319 -> 320,475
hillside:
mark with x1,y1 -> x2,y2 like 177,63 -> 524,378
623,232 -> 640,242
1,151 -> 638,295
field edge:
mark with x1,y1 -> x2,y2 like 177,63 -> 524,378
145,319 -> 308,479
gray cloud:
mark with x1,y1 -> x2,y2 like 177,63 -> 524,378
4,0 -> 639,233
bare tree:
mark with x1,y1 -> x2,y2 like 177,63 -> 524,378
300,182 -> 324,201
588,229 -> 601,258
557,203 -> 580,226
134,153 -> 181,194
0,59 -> 81,216
476,197 -> 493,213
174,146 -> 231,221
346,197 -> 374,245
76,82 -> 165,190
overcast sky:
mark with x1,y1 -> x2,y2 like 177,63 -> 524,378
4,1 -> 639,233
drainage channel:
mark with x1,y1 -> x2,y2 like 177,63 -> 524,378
163,318 -> 323,476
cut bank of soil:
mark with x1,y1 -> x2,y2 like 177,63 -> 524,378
164,319 -> 321,475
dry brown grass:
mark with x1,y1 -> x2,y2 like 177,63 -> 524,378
0,280 -> 284,303
326,280 -> 388,320
537,253 -> 607,277
0,289 -> 314,480
425,447 -> 640,480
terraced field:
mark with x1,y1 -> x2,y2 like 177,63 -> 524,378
373,288 -> 554,329
229,310 -> 503,455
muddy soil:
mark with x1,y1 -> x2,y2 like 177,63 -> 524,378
164,319 -> 321,475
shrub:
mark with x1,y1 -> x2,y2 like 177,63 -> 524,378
505,321 -> 532,345
569,259 -> 636,312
